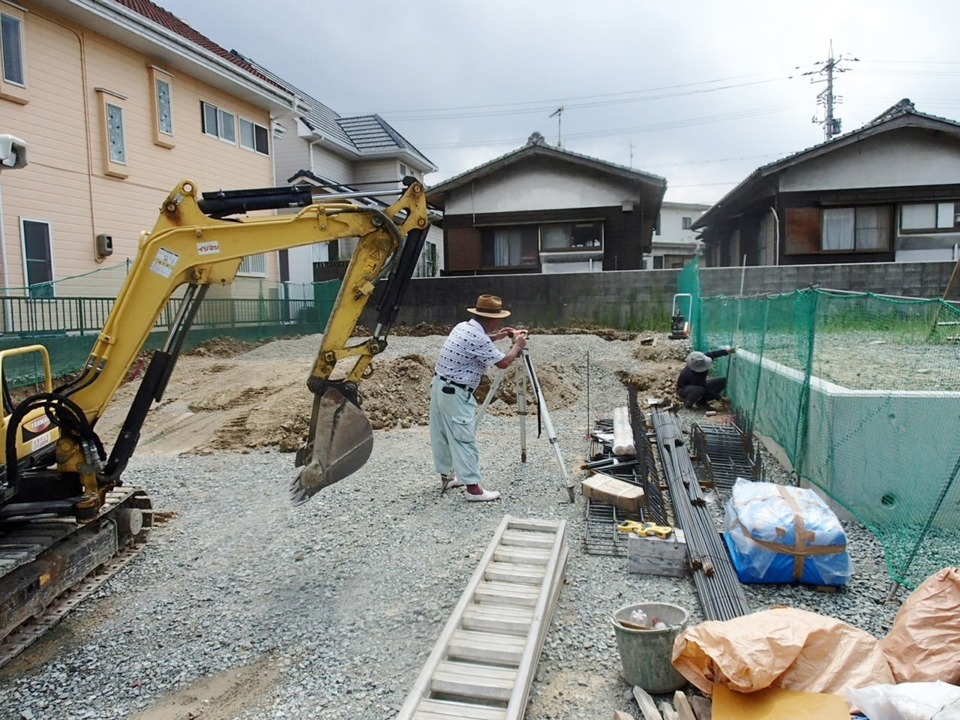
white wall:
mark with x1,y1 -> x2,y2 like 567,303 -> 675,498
781,130 -> 960,192
445,162 -> 640,215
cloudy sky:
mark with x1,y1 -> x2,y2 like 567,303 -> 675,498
157,0 -> 959,204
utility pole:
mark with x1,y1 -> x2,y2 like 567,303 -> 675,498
806,41 -> 858,141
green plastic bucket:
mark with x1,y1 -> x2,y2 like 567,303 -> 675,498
611,602 -> 689,693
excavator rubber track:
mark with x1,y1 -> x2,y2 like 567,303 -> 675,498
0,487 -> 152,668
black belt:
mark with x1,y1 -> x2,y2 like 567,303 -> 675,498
436,374 -> 474,393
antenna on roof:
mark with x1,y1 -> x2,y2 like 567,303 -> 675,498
549,107 -> 564,148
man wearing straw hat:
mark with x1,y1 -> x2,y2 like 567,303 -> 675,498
431,294 -> 528,501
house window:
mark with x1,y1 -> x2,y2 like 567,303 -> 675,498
106,103 -> 125,163
682,216 -> 692,230
148,66 -> 174,148
655,212 -> 661,236
0,7 -> 27,104
541,221 -> 603,250
201,101 -> 236,143
96,88 -> 128,178
399,162 -> 408,178
239,117 -> 270,155
901,202 -> 959,232
21,218 -> 53,297
481,226 -> 539,268
823,206 -> 891,251
238,253 -> 266,276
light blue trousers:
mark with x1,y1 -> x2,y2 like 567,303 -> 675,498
429,375 -> 482,486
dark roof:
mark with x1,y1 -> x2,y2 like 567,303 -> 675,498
112,0 -> 282,91
427,140 -> 666,203
692,99 -> 960,230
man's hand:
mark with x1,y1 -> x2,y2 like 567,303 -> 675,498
727,347 -> 736,355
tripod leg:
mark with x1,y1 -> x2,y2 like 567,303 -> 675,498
517,362 -> 527,463
475,366 -> 506,431
523,349 -> 576,503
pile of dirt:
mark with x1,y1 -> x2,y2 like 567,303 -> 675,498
614,335 -> 691,400
184,336 -> 270,358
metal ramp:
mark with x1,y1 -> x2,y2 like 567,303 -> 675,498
396,515 -> 568,720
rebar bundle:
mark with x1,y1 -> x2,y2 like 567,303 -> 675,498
650,406 -> 751,622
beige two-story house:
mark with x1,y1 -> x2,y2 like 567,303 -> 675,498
0,0 -> 299,301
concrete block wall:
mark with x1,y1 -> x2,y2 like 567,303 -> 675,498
378,261 -> 959,329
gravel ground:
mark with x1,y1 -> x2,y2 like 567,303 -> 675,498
0,334 -> 905,720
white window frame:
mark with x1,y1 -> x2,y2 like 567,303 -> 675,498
238,253 -> 266,277
901,202 -> 958,232
201,100 -> 237,144
96,87 -> 128,178
0,6 -> 27,105
238,117 -> 270,155
20,217 -> 55,297
682,216 -> 692,230
149,65 -> 174,148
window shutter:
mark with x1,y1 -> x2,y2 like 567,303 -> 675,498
784,207 -> 821,255
446,228 -> 481,271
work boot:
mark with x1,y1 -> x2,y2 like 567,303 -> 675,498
464,485 -> 500,502
440,472 -> 463,492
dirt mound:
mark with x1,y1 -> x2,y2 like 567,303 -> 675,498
184,336 -> 270,358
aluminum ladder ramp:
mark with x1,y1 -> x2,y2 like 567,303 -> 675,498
396,515 -> 568,720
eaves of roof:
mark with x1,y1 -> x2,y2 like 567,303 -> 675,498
427,142 -> 666,203
692,102 -> 960,231
40,0 -> 296,111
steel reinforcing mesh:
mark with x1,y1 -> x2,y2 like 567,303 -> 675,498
691,280 -> 960,589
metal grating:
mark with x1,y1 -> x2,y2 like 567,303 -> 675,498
583,500 -> 642,557
690,410 -> 762,491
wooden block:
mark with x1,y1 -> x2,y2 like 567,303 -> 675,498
614,712 -> 636,720
685,696 -> 710,720
674,691 -> 697,720
712,683 -> 848,720
627,530 -> 689,577
633,686 -> 664,720
689,696 -> 711,720
582,473 -> 644,513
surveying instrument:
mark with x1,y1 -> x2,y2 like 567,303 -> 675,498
474,340 -> 576,502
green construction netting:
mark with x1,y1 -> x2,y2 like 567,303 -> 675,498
695,285 -> 960,589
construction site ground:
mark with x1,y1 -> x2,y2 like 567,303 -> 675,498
0,329 -> 902,720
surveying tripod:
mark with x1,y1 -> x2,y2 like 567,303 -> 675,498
475,345 -> 575,502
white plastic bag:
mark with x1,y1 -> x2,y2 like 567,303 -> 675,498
846,681 -> 960,720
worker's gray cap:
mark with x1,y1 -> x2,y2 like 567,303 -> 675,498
686,351 -> 712,372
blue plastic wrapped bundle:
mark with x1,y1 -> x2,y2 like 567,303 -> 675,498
723,478 -> 853,586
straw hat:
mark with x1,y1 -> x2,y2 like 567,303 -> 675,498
467,294 -> 511,319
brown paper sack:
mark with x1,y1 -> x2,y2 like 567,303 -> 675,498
672,607 -> 894,696
881,566 -> 960,683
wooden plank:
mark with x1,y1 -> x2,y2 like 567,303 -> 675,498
674,691 -> 696,720
689,696 -> 711,720
475,581 -> 540,607
614,713 -> 637,720
432,661 -> 515,703
449,629 -> 525,665
660,701 -> 680,720
500,530 -> 555,548
414,698 -> 507,719
506,518 -> 561,533
493,547 -> 551,565
462,605 -> 533,636
484,562 -> 545,585
633,686 -> 664,720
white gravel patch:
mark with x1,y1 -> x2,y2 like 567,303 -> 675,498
0,334 -> 905,720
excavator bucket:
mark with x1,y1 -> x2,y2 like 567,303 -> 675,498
290,388 -> 374,505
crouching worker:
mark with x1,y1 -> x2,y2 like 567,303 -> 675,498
430,294 -> 528,502
677,348 -> 736,410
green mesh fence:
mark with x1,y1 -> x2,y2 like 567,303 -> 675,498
697,285 -> 960,588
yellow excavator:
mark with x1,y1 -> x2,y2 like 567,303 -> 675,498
0,177 -> 431,662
